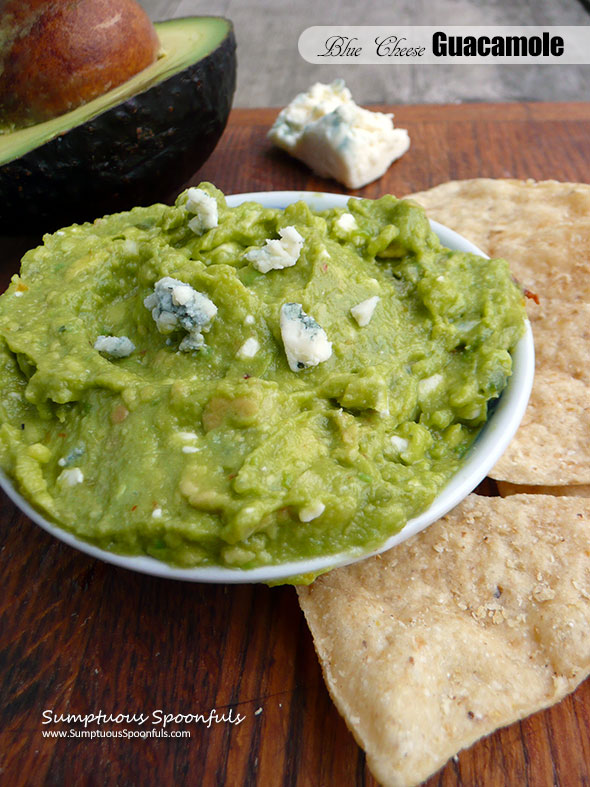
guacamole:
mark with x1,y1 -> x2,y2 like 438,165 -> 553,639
0,185 -> 526,571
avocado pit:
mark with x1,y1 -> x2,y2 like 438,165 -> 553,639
0,0 -> 160,127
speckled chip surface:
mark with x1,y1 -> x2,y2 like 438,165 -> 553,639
298,494 -> 590,787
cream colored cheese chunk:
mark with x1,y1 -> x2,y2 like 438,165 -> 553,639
269,80 -> 410,188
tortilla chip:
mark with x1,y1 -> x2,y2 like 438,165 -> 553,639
491,368 -> 590,484
409,179 -> 590,485
298,494 -> 590,787
410,179 -> 590,300
497,480 -> 590,497
528,298 -> 590,386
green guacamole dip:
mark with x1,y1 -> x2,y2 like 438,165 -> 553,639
0,184 -> 526,571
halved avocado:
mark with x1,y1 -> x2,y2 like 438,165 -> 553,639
0,16 -> 236,234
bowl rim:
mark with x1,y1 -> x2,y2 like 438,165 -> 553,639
0,190 -> 535,583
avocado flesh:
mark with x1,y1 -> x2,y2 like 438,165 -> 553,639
0,16 -> 232,165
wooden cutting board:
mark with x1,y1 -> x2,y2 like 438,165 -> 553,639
2,103 -> 590,786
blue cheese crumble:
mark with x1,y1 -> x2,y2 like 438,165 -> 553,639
279,302 -> 332,372
299,501 -> 325,522
57,467 -> 84,486
144,276 -> 218,352
244,226 -> 304,273
184,187 -> 219,235
350,296 -> 379,327
335,212 -> 358,233
418,373 -> 444,401
94,335 -> 135,358
268,79 -> 410,189
390,435 -> 409,453
237,337 -> 260,359
57,444 -> 85,467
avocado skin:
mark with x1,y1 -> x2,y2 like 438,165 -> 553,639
0,20 -> 236,235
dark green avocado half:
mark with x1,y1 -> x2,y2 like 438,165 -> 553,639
0,16 -> 236,234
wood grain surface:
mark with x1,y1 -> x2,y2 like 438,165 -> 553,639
2,103 -> 590,787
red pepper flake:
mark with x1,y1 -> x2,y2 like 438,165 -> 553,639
523,288 -> 540,305
228,473 -> 236,480
243,374 -> 250,379
139,349 -> 147,356
322,263 -> 328,272
131,505 -> 137,512
57,432 -> 67,438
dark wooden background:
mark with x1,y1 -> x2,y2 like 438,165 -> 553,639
2,103 -> 590,786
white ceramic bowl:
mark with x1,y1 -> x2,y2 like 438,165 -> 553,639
0,191 -> 534,583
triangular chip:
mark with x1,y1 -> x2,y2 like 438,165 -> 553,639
497,480 -> 590,497
491,368 -> 590,484
528,297 -> 590,385
298,494 -> 590,787
409,178 -> 590,301
409,179 -> 590,484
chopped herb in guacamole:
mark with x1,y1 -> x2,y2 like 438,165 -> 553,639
0,184 -> 526,573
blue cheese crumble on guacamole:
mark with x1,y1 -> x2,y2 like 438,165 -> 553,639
0,184 -> 526,573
